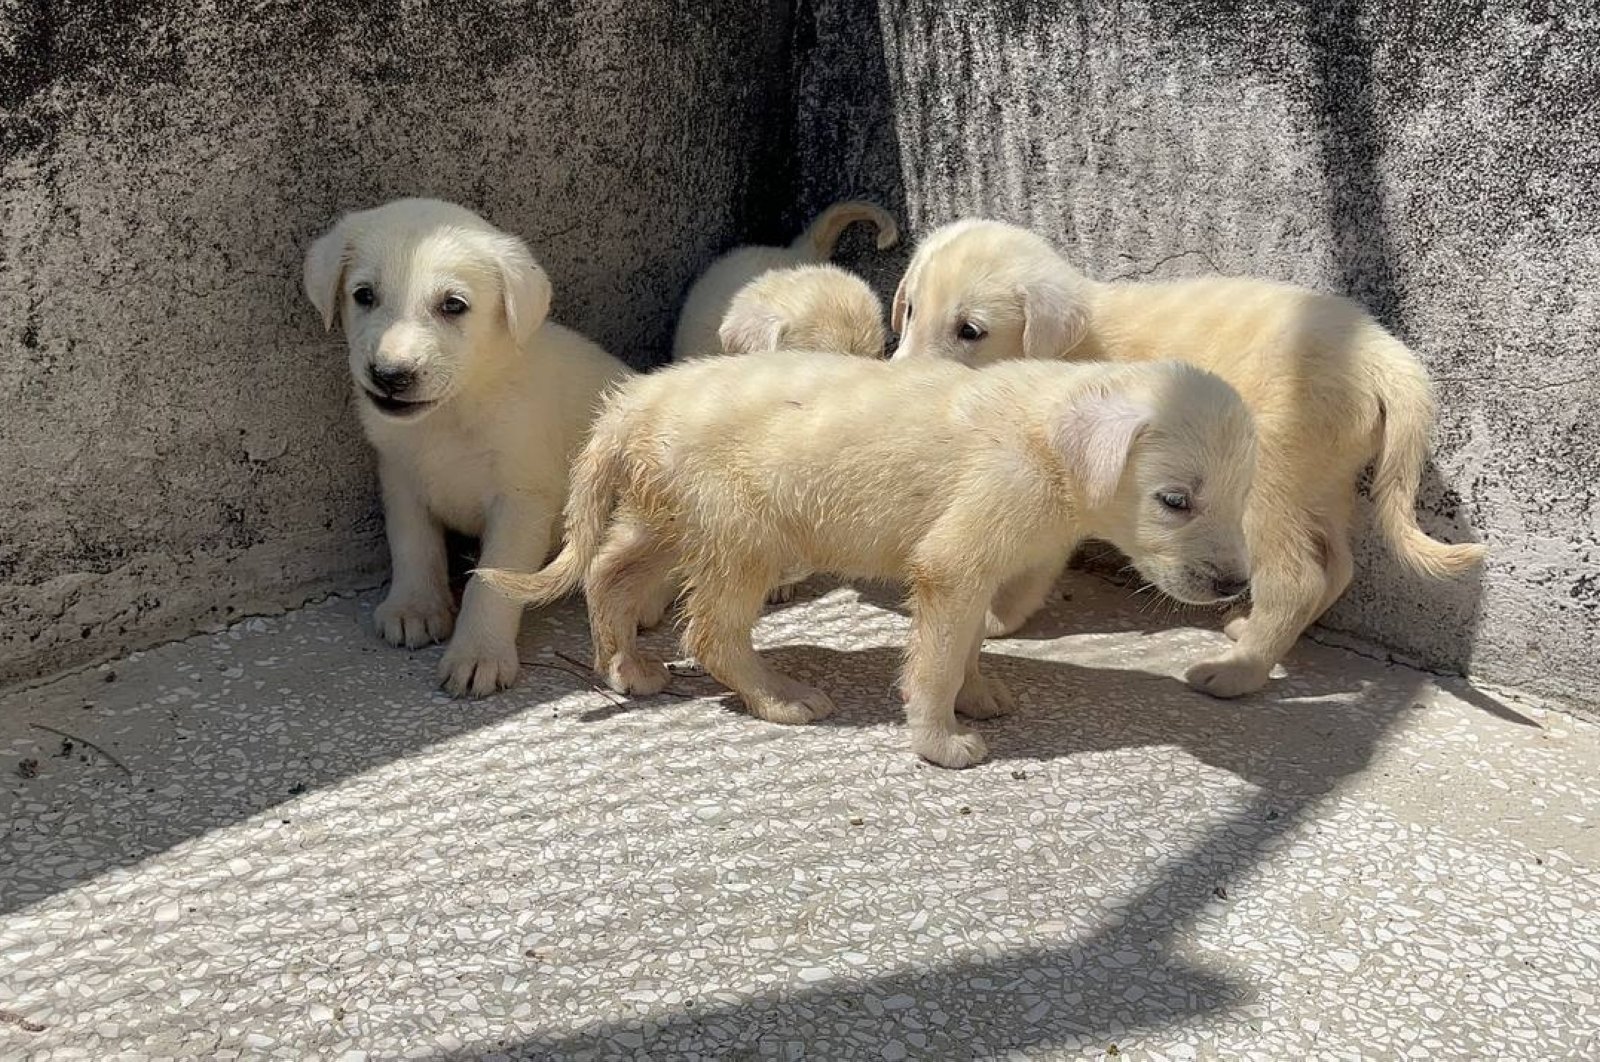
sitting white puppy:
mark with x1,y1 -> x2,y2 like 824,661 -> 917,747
890,218 -> 1485,698
717,264 -> 888,359
478,352 -> 1256,769
302,198 -> 632,696
672,200 -> 898,360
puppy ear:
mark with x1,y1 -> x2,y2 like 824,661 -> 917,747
1021,275 -> 1089,360
495,235 -> 553,346
1052,386 -> 1150,509
302,218 -> 351,331
891,264 -> 915,335
718,303 -> 785,354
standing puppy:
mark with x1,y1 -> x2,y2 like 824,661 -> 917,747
303,198 -> 632,696
890,218 -> 1485,697
672,200 -> 898,360
477,352 -> 1256,769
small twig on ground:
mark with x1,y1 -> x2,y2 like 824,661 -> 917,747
29,723 -> 132,779
0,1007 -> 47,1032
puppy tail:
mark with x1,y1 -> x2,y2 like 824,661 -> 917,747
474,408 -> 628,606
792,200 -> 901,261
1369,348 -> 1486,579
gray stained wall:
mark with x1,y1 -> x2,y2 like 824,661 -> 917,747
794,0 -> 1599,713
4,1 -> 1597,713
0,1 -> 791,685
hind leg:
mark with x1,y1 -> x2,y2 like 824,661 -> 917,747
587,520 -> 676,696
1222,496 -> 1355,645
1187,517 -> 1329,698
682,564 -> 835,725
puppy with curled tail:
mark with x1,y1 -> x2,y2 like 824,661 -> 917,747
890,218 -> 1485,698
672,200 -> 898,361
302,197 -> 632,698
478,351 -> 1257,769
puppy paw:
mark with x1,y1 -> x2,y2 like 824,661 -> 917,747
955,672 -> 1016,719
375,593 -> 455,649
1185,654 -> 1271,699
602,652 -> 671,696
766,582 -> 798,605
910,725 -> 989,769
1223,615 -> 1250,642
438,637 -> 521,698
745,681 -> 836,725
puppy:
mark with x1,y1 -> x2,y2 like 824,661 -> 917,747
302,198 -> 632,696
477,352 -> 1256,769
672,200 -> 898,360
717,264 -> 888,359
890,218 -> 1486,698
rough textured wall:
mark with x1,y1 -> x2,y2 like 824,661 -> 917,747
794,0 -> 1599,711
0,1 -> 790,684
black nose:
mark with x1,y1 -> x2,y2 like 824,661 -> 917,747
1212,575 -> 1249,600
368,364 -> 416,395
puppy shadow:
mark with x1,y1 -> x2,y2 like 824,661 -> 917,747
753,641 -> 1408,796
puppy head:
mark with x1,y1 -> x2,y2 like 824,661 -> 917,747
1056,362 -> 1256,606
891,219 -> 1090,366
302,197 -> 552,421
719,265 -> 888,358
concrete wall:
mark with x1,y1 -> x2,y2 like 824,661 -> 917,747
1,1 -> 790,684
792,0 -> 1599,713
6,0 -> 1597,714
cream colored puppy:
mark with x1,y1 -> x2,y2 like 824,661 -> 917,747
718,264 -> 888,359
477,352 -> 1256,769
891,218 -> 1485,698
303,197 -> 632,696
672,200 -> 898,360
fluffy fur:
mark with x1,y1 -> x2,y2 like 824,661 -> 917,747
672,201 -> 898,360
302,197 -> 632,696
477,351 -> 1256,768
718,264 -> 888,359
891,218 -> 1485,697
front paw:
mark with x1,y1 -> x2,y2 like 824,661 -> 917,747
910,725 -> 989,769
375,592 -> 456,648
1185,654 -> 1271,699
766,583 -> 798,605
438,636 -> 521,698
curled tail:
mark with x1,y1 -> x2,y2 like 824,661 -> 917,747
791,200 -> 900,261
1368,339 -> 1486,579
474,406 -> 629,605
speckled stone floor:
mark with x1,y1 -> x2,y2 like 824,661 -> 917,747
1,572 -> 1596,1061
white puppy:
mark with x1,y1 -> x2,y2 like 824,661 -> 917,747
478,352 -> 1256,769
890,218 -> 1486,697
718,264 -> 888,359
672,200 -> 898,360
302,198 -> 632,696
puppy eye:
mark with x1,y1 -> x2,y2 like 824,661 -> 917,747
904,303 -> 914,322
957,320 -> 986,342
439,296 -> 469,317
1156,490 -> 1192,512
352,285 -> 377,308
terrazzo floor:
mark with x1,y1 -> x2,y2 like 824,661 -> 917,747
1,572 -> 1596,1060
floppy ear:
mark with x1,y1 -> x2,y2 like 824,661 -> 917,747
1021,275 -> 1090,360
718,302 -> 785,354
1052,386 -> 1150,509
302,218 -> 352,331
495,235 -> 553,346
